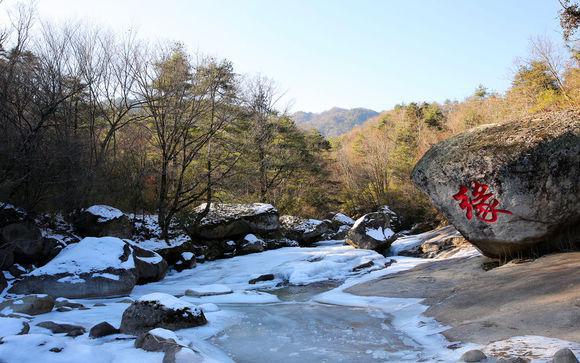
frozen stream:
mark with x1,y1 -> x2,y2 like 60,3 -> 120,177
0,240 -> 473,362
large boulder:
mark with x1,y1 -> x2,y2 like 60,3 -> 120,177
72,205 -> 132,239
345,212 -> 397,252
0,294 -> 55,315
9,237 -> 137,298
132,245 -> 168,284
279,216 -> 331,245
412,111 -> 580,258
120,292 -> 207,335
185,203 -> 279,240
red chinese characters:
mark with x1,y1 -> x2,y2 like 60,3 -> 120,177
452,182 -> 512,223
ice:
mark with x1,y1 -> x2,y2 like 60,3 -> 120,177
85,205 -> 124,222
185,284 -> 233,297
29,237 -> 134,277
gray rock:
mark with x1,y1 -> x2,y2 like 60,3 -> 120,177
412,111 -> 580,258
352,260 -> 374,272
9,238 -> 137,298
0,294 -> 55,315
248,273 -> 275,284
89,322 -> 120,338
72,205 -> 132,239
132,245 -> 168,284
37,321 -> 86,337
163,345 -> 203,363
55,298 -> 85,309
345,212 -> 397,252
237,234 -> 265,255
120,293 -> 207,335
279,216 -> 330,245
156,241 -> 197,271
135,329 -> 184,352
185,203 -> 279,240
554,348 -> 579,363
459,349 -> 487,362
56,306 -> 72,312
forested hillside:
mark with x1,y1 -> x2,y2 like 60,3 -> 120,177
1,2 -> 579,234
292,107 -> 378,137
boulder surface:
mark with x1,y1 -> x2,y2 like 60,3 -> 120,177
185,203 -> 279,240
9,237 -> 137,298
72,205 -> 132,238
412,110 -> 580,258
120,292 -> 207,335
345,212 -> 397,252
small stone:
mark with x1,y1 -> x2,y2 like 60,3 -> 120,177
37,321 -> 86,337
56,307 -> 72,312
89,322 -> 120,338
93,303 -> 107,307
249,274 -> 275,284
459,349 -> 487,362
554,348 -> 579,363
49,347 -> 63,353
352,261 -> 374,272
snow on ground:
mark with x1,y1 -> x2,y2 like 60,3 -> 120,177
484,336 -> 580,362
28,237 -> 134,277
0,235 -> 576,362
85,205 -> 124,222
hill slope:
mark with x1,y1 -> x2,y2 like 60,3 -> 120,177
292,107 -> 379,137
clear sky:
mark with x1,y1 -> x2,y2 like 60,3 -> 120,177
2,0 -> 565,112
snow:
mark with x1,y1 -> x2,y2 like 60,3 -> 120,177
483,336 -> 580,362
29,237 -> 134,277
56,275 -> 86,284
136,254 -> 163,264
366,226 -> 394,241
138,292 -> 202,315
85,205 -> 124,222
91,273 -> 120,281
0,316 -> 27,337
185,284 -> 233,297
242,234 -> 260,243
148,328 -> 189,346
332,213 -> 355,226
195,203 -> 276,226
181,252 -> 194,260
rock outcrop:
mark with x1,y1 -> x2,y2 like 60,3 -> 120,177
155,240 -> 197,271
345,212 -> 397,252
9,237 -> 137,298
412,110 -> 580,258
185,203 -> 279,240
120,292 -> 207,335
72,205 -> 133,239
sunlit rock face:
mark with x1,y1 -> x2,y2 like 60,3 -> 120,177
412,110 -> 580,258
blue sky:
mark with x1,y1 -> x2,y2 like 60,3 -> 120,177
6,0 -> 566,112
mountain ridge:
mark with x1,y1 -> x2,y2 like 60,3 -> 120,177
292,107 -> 379,137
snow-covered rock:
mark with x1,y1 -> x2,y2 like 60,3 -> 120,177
0,294 -> 55,315
134,327 -> 188,352
346,212 -> 397,252
184,284 -> 232,297
131,245 -> 168,284
9,237 -> 137,298
237,234 -> 266,255
155,240 -> 197,271
185,203 -> 279,240
279,216 -> 330,245
120,292 -> 207,335
72,205 -> 132,239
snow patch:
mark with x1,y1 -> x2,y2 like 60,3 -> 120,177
84,205 -> 124,223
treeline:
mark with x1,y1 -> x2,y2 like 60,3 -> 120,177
0,4 -> 333,237
332,36 -> 580,227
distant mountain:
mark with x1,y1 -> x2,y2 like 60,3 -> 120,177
292,107 -> 379,137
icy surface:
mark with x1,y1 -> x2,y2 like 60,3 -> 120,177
29,237 -> 134,277
0,234 -> 574,362
85,205 -> 124,222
